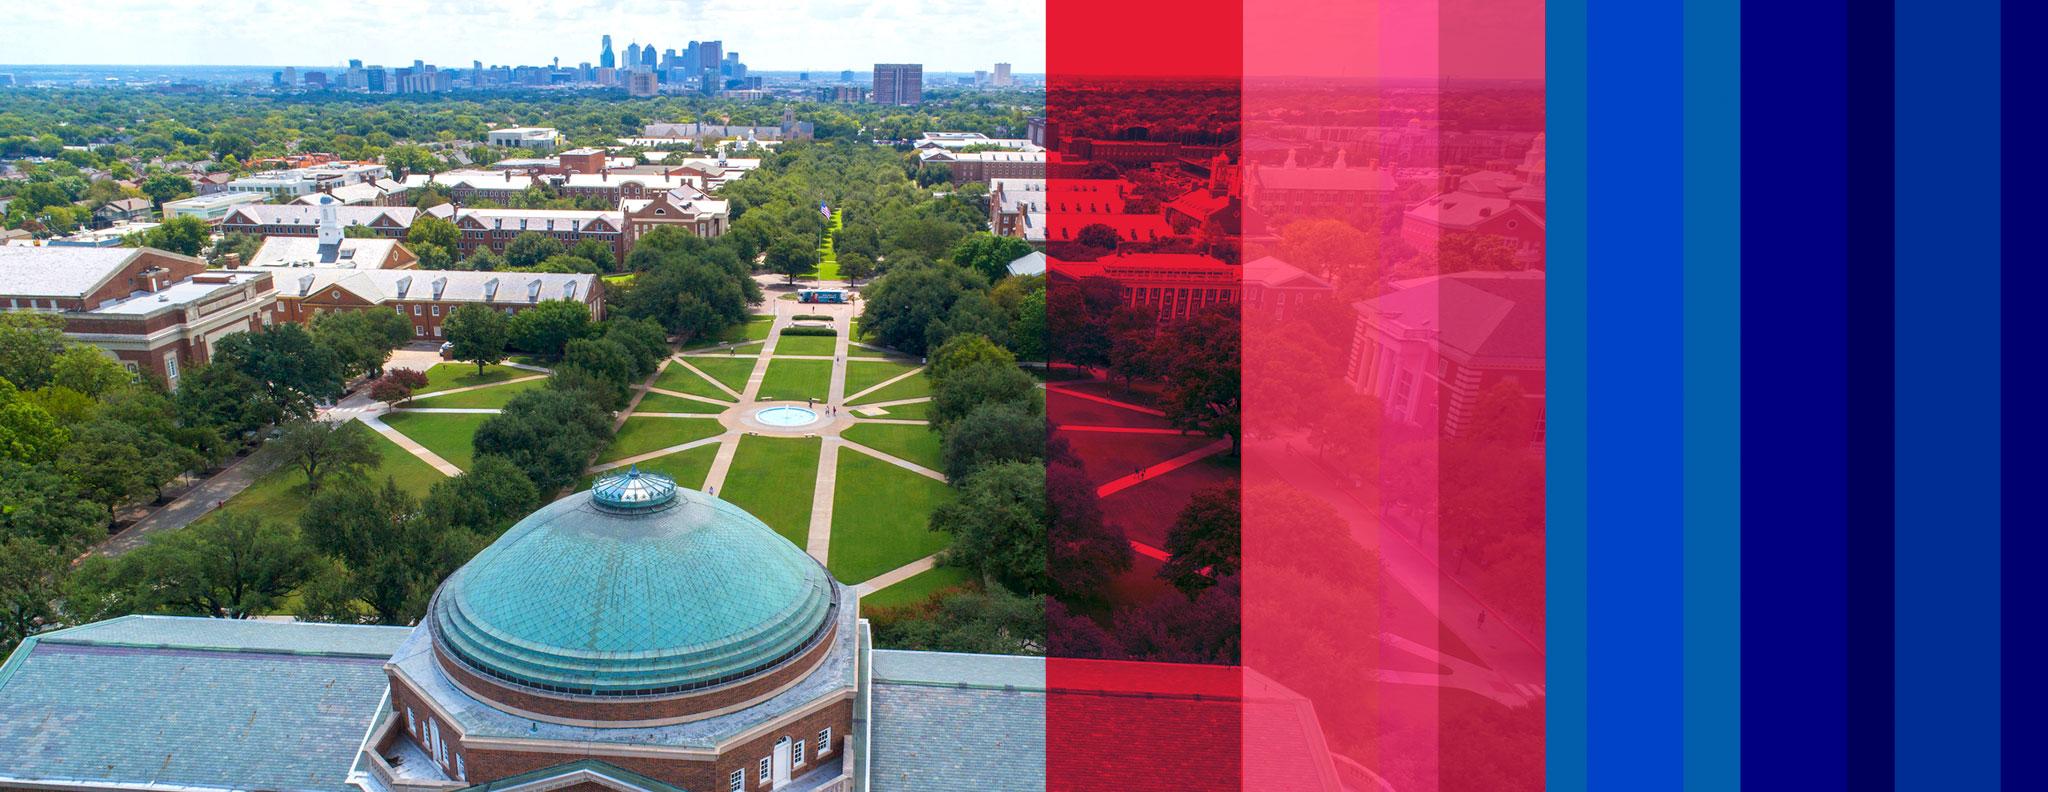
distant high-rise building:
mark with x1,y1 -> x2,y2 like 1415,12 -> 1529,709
975,70 -> 989,85
872,63 -> 923,106
626,69 -> 658,97
994,62 -> 1012,86
281,66 -> 298,87
600,35 -> 615,69
799,71 -> 809,81
840,70 -> 855,82
365,65 -> 387,92
642,43 -> 657,69
700,40 -> 723,74
625,42 -> 642,70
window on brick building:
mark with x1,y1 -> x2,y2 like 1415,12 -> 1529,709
818,728 -> 832,755
758,758 -> 770,786
729,769 -> 743,792
792,737 -> 804,767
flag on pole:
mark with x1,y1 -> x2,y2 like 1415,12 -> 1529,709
819,202 -> 831,220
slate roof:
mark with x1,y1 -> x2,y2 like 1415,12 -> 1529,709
867,651 -> 1046,792
0,616 -> 410,792
1358,270 -> 1546,364
280,268 -> 593,305
224,203 -> 420,229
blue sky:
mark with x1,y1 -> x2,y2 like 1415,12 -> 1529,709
5,0 -> 1044,73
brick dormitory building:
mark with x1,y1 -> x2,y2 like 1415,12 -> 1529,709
0,245 -> 275,386
220,193 -> 728,266
0,469 -> 1352,792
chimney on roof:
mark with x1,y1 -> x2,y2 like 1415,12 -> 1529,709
222,252 -> 241,270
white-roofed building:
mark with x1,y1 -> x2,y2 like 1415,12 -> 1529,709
0,245 -> 277,384
486,127 -> 562,151
220,203 -> 423,239
268,268 -> 601,341
248,199 -> 416,270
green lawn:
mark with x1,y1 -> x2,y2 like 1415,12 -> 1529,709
653,361 -> 739,401
679,356 -> 758,395
681,317 -> 773,350
840,422 -> 943,472
842,360 -> 920,398
580,443 -> 719,491
209,422 -> 445,532
758,359 -> 832,403
828,448 -> 953,583
718,436 -> 822,548
846,344 -> 890,359
772,335 -> 839,357
379,411 -> 495,470
847,370 -> 932,405
861,566 -> 972,610
599,416 -> 725,463
632,391 -> 729,414
413,363 -> 526,394
862,399 -> 930,420
406,376 -> 544,409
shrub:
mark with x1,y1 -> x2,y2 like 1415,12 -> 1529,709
368,369 -> 429,403
780,326 -> 838,337
793,314 -> 834,322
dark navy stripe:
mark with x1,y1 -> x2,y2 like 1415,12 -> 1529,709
1843,0 -> 1895,787
1740,0 -> 1850,787
1587,0 -> 1684,785
2000,0 -> 2030,785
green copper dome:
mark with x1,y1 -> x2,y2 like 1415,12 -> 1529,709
428,471 -> 836,697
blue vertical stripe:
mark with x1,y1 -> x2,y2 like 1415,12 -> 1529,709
1546,0 -> 1590,786
1679,0 -> 1741,788
1587,0 -> 1684,786
1741,0 -> 1850,787
1894,0 -> 2002,787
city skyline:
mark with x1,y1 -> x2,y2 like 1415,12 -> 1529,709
0,0 -> 1046,73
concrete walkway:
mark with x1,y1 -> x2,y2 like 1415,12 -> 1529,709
1095,438 -> 1232,498
94,442 -> 288,557
854,552 -> 941,595
838,440 -> 946,483
588,433 -> 732,474
361,413 -> 464,476
804,438 -> 842,563
406,374 -> 546,403
844,366 -> 924,404
1043,383 -> 1168,417
670,358 -> 745,400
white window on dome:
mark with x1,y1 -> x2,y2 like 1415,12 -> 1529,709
729,769 -> 743,792
817,728 -> 832,755
792,737 -> 805,767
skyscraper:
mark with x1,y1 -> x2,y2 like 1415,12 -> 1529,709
872,63 -> 923,106
994,62 -> 1012,87
625,42 -> 642,70
641,43 -> 657,69
600,35 -> 615,69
